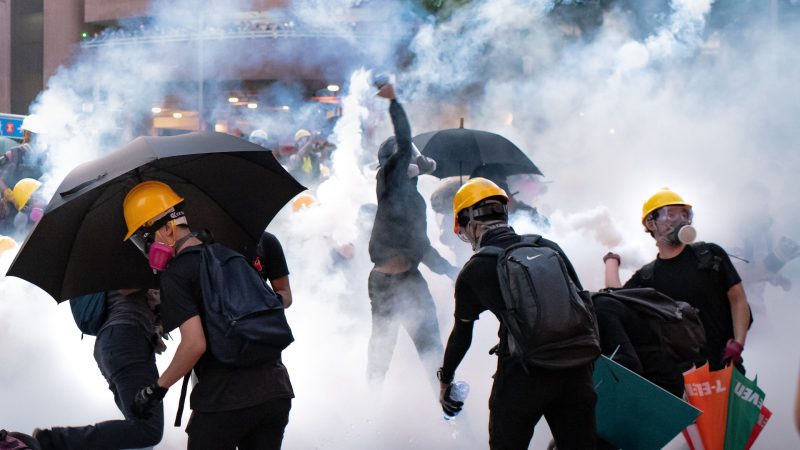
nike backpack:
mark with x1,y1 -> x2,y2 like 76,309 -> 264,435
477,235 -> 600,369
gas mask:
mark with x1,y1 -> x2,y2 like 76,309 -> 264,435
130,210 -> 186,272
651,205 -> 696,246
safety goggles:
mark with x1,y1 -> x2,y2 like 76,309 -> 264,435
650,205 -> 693,224
129,209 -> 185,257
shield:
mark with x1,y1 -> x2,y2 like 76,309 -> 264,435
6,131 -> 305,302
593,355 -> 701,450
412,128 -> 542,180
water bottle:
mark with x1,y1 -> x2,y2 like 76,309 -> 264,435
443,381 -> 470,421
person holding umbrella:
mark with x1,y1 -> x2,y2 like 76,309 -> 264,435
367,80 -> 458,391
121,180 -> 293,450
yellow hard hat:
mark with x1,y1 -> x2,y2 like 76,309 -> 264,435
295,129 -> 311,141
641,188 -> 692,224
291,192 -> 316,212
452,177 -> 508,233
0,235 -> 16,255
122,181 -> 184,241
12,178 -> 42,211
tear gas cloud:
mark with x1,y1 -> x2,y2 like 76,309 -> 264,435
2,0 -> 800,448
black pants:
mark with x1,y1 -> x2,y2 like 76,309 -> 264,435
367,267 -> 443,389
186,398 -> 291,450
489,359 -> 597,450
49,325 -> 163,450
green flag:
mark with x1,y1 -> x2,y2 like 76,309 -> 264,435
723,368 -> 765,450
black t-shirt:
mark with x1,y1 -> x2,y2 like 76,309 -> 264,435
624,243 -> 741,366
98,289 -> 156,338
159,244 -> 294,413
245,231 -> 290,282
454,227 -> 583,349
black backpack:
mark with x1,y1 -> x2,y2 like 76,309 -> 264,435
592,288 -> 706,364
476,235 -> 600,369
68,292 -> 107,337
193,243 -> 294,366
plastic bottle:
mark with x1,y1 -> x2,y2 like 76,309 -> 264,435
443,381 -> 470,421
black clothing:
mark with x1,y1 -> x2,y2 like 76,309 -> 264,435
159,245 -> 294,415
186,398 -> 291,450
594,296 -> 683,396
489,360 -> 597,450
247,231 -> 290,282
47,323 -> 163,450
443,226 -> 596,448
624,243 -> 741,370
368,100 -> 431,267
366,268 -> 443,387
0,143 -> 44,188
98,289 -> 156,338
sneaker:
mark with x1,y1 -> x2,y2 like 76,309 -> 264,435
31,428 -> 54,450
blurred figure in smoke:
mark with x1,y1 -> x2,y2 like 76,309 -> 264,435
33,289 -> 166,450
729,182 -> 799,336
605,188 -> 751,372
431,177 -> 474,266
439,177 -> 597,449
0,113 -> 48,193
248,129 -> 271,149
287,128 -> 334,188
0,178 -> 45,237
471,166 -> 550,229
367,80 -> 458,392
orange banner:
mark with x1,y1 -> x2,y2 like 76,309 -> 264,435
684,364 -> 733,450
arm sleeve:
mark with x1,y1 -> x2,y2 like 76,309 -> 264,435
595,298 -> 643,374
421,245 -> 457,276
259,232 -> 290,280
440,318 -> 475,384
383,100 -> 414,187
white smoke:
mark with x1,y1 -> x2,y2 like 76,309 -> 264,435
2,0 -> 799,448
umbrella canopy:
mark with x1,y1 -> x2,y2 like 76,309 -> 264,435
7,131 -> 305,302
413,128 -> 542,180
593,355 -> 701,450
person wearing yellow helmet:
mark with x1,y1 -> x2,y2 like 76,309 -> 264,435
604,188 -> 751,372
0,178 -> 44,235
121,180 -> 294,449
366,80 -> 457,392
440,177 -> 597,449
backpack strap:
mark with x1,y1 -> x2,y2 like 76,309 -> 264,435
174,372 -> 192,427
691,241 -> 721,272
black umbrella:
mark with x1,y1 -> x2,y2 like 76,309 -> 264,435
6,131 -> 305,302
413,127 -> 543,180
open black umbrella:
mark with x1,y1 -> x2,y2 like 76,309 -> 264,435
6,131 -> 305,302
413,127 -> 543,180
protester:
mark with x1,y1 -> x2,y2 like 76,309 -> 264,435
471,166 -> 549,229
367,81 -> 458,391
33,289 -> 165,450
121,180 -> 293,450
0,178 -> 45,237
286,128 -> 333,187
0,114 -> 47,192
604,188 -> 751,372
439,177 -> 597,449
430,177 -> 473,266
248,230 -> 293,308
248,129 -> 270,149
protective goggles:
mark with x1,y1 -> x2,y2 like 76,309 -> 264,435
455,203 -> 508,236
130,209 -> 185,257
649,205 -> 693,224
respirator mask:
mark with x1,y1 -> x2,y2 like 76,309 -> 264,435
130,210 -> 186,272
13,204 -> 44,230
651,205 -> 696,245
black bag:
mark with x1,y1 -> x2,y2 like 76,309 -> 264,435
0,430 -> 39,450
68,292 -> 107,336
196,243 -> 294,367
593,288 -> 706,364
477,235 -> 600,369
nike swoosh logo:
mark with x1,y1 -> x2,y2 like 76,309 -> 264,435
526,255 -> 541,260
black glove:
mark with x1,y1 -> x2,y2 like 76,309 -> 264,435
439,383 -> 464,417
132,382 -> 168,419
